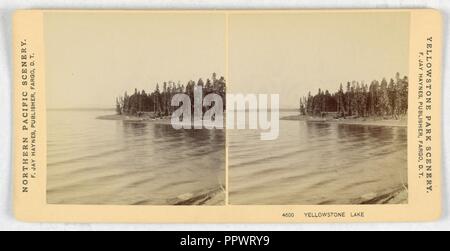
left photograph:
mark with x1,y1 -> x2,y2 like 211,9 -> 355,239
45,12 -> 227,205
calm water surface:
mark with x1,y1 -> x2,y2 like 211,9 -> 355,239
48,110 -> 407,206
47,110 -> 225,205
228,112 -> 408,205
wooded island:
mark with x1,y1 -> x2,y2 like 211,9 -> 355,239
299,73 -> 408,119
115,73 -> 226,118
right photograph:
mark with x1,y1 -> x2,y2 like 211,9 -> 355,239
228,12 -> 410,205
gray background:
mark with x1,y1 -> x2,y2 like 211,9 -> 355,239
0,0 -> 448,231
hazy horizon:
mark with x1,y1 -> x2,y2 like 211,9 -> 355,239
228,12 -> 410,108
45,12 -> 226,109
45,12 -> 410,110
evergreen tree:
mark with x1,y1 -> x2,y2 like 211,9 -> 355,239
115,74 -> 226,117
301,74 -> 408,119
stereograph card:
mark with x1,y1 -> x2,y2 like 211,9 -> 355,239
13,9 -> 443,223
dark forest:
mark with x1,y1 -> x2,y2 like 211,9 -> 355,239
300,73 -> 408,119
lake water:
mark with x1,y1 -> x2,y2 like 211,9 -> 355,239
48,110 -> 407,206
228,112 -> 408,205
47,110 -> 226,205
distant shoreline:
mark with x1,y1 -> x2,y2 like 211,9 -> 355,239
99,114 -> 407,128
97,114 -> 223,128
97,114 -> 174,125
49,108 -> 115,111
281,115 -> 407,127
98,114 -> 167,121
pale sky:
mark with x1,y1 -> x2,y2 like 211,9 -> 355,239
45,12 -> 226,109
45,12 -> 410,109
229,12 -> 410,108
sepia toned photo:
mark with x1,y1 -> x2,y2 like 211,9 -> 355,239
45,12 -> 410,206
227,12 -> 410,205
13,10 -> 442,223
44,12 -> 227,205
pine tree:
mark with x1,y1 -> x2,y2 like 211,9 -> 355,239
301,74 -> 408,119
116,74 -> 226,118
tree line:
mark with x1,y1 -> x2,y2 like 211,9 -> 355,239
116,73 -> 226,117
299,73 -> 408,119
